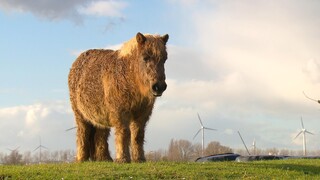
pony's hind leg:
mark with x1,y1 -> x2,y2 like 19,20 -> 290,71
75,115 -> 93,162
130,120 -> 147,162
93,127 -> 113,161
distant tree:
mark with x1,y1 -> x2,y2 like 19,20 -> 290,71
61,150 -> 69,162
3,150 -> 23,165
278,149 -> 290,156
50,151 -> 59,162
145,149 -> 166,162
167,139 -> 194,161
167,139 -> 179,161
178,139 -> 193,161
288,150 -> 296,156
22,151 -> 32,164
42,151 -> 50,162
56,149 -> 76,162
0,152 -> 4,164
204,141 -> 233,156
192,143 -> 202,159
265,148 -> 279,155
253,148 -> 263,156
32,150 -> 50,163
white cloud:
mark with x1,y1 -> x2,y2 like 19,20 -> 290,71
105,44 -> 122,51
145,0 -> 320,151
79,0 -> 127,17
0,0 -> 127,23
70,44 -> 122,57
0,101 -> 75,151
303,59 -> 320,83
224,129 -> 234,135
192,1 -> 320,101
182,1 -> 320,108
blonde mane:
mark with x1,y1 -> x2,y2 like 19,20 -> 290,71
119,34 -> 165,58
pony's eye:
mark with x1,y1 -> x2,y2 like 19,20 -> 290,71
143,55 -> 151,62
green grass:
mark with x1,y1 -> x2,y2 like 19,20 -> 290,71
0,159 -> 319,179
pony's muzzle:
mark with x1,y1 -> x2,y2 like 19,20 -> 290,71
152,81 -> 167,97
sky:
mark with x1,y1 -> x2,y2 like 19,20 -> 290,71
1,0 -> 320,156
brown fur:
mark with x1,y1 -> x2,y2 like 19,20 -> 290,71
68,33 -> 169,163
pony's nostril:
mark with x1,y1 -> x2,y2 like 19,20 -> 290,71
152,82 -> 167,94
152,84 -> 159,92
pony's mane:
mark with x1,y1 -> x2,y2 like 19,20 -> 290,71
119,34 -> 165,58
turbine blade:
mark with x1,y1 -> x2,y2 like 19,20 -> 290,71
303,91 -> 320,103
305,130 -> 314,135
193,129 -> 202,139
237,131 -> 250,155
66,126 -> 77,131
300,117 -> 304,129
294,131 -> 303,139
204,127 -> 217,131
33,146 -> 40,152
197,113 -> 204,126
41,145 -> 49,150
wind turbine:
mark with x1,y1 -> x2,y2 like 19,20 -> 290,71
193,113 -> 217,156
294,117 -> 314,156
33,136 -> 48,163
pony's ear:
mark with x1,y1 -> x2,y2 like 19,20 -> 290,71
136,32 -> 146,45
161,34 -> 169,45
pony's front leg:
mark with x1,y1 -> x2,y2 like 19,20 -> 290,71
130,120 -> 147,162
114,124 -> 131,163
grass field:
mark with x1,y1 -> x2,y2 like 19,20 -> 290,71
0,159 -> 319,179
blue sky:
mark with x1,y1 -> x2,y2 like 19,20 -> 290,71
0,0 -> 182,106
1,0 -> 320,156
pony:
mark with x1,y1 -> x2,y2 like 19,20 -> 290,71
68,32 -> 169,163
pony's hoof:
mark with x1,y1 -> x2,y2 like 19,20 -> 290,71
115,158 -> 131,163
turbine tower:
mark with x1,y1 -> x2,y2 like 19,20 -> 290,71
294,117 -> 314,156
252,138 -> 256,155
193,113 -> 216,156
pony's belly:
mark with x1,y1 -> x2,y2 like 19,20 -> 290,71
77,103 -> 111,128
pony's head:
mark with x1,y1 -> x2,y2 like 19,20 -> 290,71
119,32 -> 169,97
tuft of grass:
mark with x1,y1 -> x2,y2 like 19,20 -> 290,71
0,159 -> 319,179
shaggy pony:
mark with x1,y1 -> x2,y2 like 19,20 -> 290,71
68,32 -> 169,163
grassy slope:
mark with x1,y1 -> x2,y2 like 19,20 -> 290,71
0,159 -> 319,179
